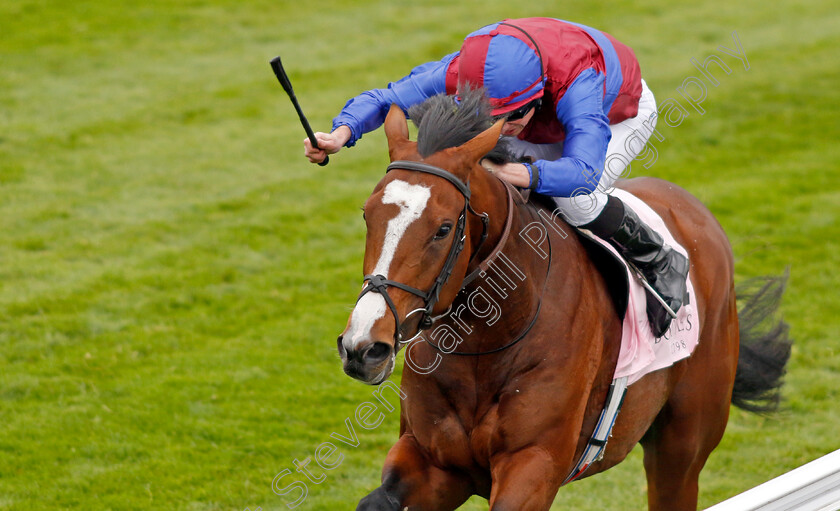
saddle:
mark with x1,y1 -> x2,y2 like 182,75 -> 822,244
524,188 -> 698,383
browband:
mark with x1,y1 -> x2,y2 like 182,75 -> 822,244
386,161 -> 471,199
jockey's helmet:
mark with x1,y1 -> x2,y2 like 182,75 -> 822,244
457,22 -> 546,116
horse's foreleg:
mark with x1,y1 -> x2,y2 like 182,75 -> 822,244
357,434 -> 473,511
488,447 -> 563,511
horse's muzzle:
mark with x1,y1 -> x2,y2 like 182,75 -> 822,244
337,336 -> 395,385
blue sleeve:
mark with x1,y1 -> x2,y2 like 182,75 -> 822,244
532,68 -> 612,197
331,53 -> 457,147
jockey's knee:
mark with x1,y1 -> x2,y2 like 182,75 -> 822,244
553,190 -> 610,226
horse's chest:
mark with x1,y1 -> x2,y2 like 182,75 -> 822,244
415,413 -> 475,468
411,400 -> 501,470
468,405 -> 502,467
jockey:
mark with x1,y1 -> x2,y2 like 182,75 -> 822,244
303,17 -> 689,337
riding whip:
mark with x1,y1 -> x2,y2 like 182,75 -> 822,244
269,56 -> 329,166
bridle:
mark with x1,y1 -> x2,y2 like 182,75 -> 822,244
355,160 -> 492,344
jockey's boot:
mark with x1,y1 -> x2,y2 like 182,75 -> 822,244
582,196 -> 690,337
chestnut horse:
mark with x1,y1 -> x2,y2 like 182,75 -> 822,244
337,94 -> 791,510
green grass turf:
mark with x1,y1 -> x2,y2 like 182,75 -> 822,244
1,0 -> 838,509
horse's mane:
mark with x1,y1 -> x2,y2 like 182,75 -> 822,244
407,88 -> 514,162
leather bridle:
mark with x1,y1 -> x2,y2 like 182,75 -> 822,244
355,160 -> 493,343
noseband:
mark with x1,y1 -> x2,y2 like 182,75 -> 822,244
356,160 -> 490,343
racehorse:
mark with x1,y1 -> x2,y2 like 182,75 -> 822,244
336,91 -> 791,510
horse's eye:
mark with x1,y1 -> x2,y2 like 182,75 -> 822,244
434,223 -> 452,240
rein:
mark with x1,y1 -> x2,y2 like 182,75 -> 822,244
426,201 -> 552,356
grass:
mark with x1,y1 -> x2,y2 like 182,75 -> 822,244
1,0 -> 838,509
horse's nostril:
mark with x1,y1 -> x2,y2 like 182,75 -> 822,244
363,342 -> 392,364
337,336 -> 347,358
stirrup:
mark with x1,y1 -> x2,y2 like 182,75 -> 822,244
627,262 -> 678,319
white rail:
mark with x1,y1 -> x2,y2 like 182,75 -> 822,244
705,450 -> 840,511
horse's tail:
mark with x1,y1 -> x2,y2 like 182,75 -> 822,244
731,270 -> 793,414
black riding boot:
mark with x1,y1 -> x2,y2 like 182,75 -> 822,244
582,195 -> 690,337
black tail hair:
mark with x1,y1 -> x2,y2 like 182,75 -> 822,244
731,269 -> 793,414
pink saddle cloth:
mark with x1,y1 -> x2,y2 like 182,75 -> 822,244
582,189 -> 700,386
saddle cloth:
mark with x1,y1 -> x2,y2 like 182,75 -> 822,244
563,188 -> 700,484
580,188 -> 700,385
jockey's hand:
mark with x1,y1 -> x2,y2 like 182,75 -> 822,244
480,159 -> 531,188
304,126 -> 352,164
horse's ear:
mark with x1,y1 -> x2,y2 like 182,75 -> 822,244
384,104 -> 416,161
459,119 -> 504,165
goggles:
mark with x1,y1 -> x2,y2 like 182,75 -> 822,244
497,98 -> 542,122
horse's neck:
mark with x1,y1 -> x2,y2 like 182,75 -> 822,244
457,175 -> 584,353
469,171 -> 582,283
465,174 -> 513,269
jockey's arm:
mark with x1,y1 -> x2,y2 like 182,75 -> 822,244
304,53 -> 457,163
529,69 -> 612,197
481,69 -> 611,194
303,126 -> 351,164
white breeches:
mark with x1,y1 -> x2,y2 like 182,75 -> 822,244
505,79 -> 659,226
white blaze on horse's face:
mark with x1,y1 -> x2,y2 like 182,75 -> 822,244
344,179 -> 431,351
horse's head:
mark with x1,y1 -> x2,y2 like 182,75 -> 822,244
338,97 -> 504,384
